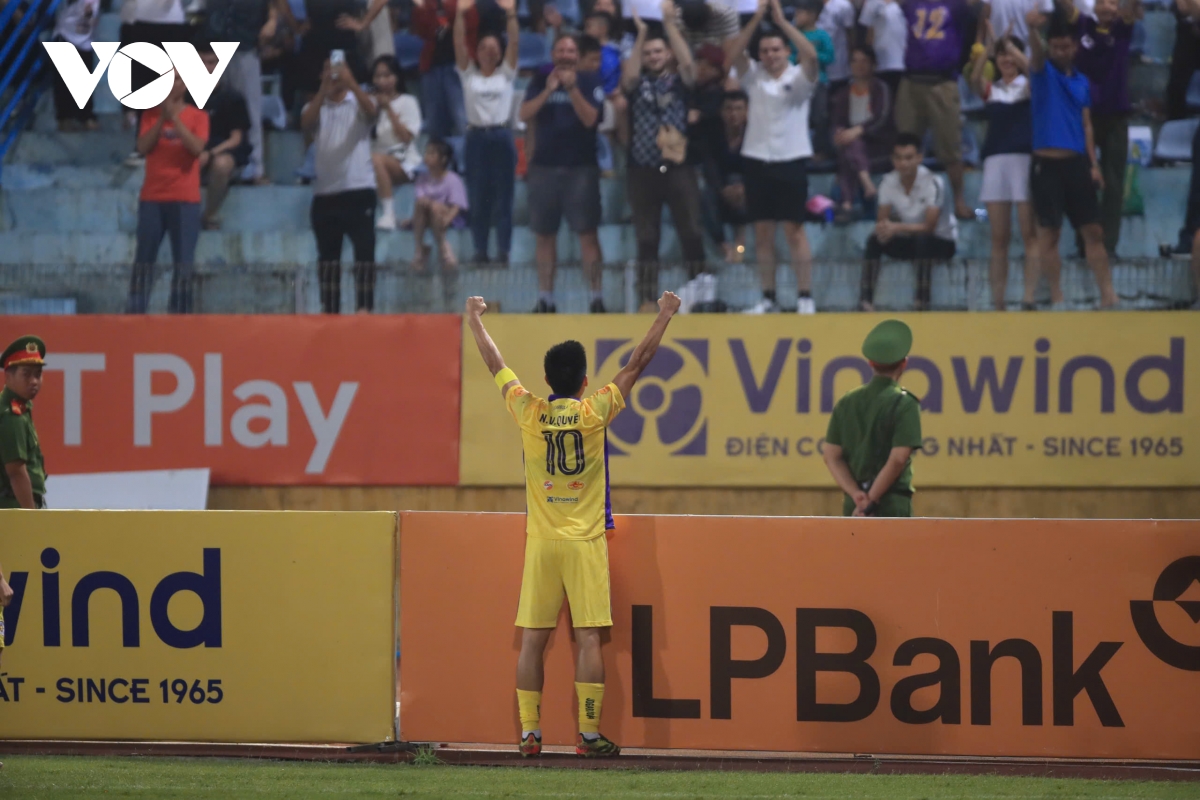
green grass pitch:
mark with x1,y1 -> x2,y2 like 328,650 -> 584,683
0,756 -> 1196,799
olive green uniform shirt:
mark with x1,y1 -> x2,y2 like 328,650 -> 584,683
0,387 -> 46,508
825,375 -> 922,517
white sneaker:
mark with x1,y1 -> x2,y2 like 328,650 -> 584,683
744,297 -> 779,314
696,273 -> 718,304
796,296 -> 816,314
376,211 -> 397,231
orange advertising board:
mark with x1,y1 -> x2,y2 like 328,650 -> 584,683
0,316 -> 460,485
399,512 -> 1200,759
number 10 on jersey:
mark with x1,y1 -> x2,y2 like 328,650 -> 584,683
543,430 -> 585,476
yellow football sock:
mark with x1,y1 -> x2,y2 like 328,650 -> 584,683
576,682 -> 604,735
516,689 -> 541,733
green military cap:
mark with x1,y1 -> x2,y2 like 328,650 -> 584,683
861,320 -> 912,365
2,335 -> 46,370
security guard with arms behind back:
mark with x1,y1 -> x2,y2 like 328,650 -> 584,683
823,320 -> 922,517
0,335 -> 47,510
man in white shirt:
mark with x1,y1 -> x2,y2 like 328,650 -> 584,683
860,132 -> 957,311
817,0 -> 857,86
724,0 -> 820,314
301,56 -> 379,314
859,0 -> 907,99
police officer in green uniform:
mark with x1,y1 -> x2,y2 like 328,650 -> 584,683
0,335 -> 48,510
823,320 -> 922,517
0,335 -> 42,679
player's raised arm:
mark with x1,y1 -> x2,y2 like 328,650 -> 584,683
612,292 -> 682,400
465,296 -> 519,397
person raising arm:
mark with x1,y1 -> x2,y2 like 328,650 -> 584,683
768,0 -> 818,84
467,291 -> 683,399
725,0 -> 768,74
663,0 -> 697,86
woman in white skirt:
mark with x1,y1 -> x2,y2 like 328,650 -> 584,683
970,27 -> 1039,310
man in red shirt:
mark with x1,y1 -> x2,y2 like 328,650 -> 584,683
127,70 -> 209,314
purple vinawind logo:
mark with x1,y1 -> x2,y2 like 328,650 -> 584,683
597,339 -> 708,456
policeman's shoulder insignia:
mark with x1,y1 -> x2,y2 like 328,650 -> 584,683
9,400 -> 23,416
899,387 -> 922,406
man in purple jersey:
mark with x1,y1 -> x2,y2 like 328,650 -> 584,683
895,0 -> 979,221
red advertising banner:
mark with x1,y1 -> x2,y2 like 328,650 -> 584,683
0,316 -> 461,485
400,512 -> 1200,759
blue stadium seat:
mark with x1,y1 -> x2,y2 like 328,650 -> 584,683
518,32 -> 549,71
1154,118 -> 1199,162
395,33 -> 424,72
1188,71 -> 1200,110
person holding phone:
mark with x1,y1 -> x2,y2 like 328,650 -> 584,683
301,55 -> 379,313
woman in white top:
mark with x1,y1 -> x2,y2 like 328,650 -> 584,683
455,0 -> 519,264
370,56 -> 423,230
53,0 -> 101,130
969,26 -> 1039,310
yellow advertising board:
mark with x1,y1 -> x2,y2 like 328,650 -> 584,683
460,312 -> 1197,487
0,511 -> 396,743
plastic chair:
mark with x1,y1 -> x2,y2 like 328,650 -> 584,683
395,34 -> 424,72
518,32 -> 549,71
1154,118 -> 1199,162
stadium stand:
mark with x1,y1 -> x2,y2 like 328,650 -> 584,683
0,0 -> 1196,314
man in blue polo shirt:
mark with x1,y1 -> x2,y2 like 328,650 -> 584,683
519,35 -> 606,314
1025,8 -> 1118,309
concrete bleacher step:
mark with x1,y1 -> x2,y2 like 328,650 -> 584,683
2,255 -> 1189,314
2,164 -> 1192,260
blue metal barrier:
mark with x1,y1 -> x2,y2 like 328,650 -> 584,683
0,0 -> 65,186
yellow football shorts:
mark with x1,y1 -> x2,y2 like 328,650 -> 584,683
516,535 -> 612,629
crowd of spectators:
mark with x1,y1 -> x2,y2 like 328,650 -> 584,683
36,0 -> 1200,313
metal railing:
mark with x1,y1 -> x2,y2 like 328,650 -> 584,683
0,0 -> 63,186
0,258 -> 1193,314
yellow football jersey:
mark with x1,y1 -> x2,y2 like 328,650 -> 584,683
503,380 -> 626,540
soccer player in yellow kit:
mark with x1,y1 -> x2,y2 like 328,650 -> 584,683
465,292 -> 681,758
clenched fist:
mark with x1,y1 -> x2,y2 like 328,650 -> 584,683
466,296 -> 488,317
659,291 -> 682,316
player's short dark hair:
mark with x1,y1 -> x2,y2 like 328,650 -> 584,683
894,131 -> 923,152
578,34 -> 602,58
544,340 -> 588,397
723,89 -> 749,105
